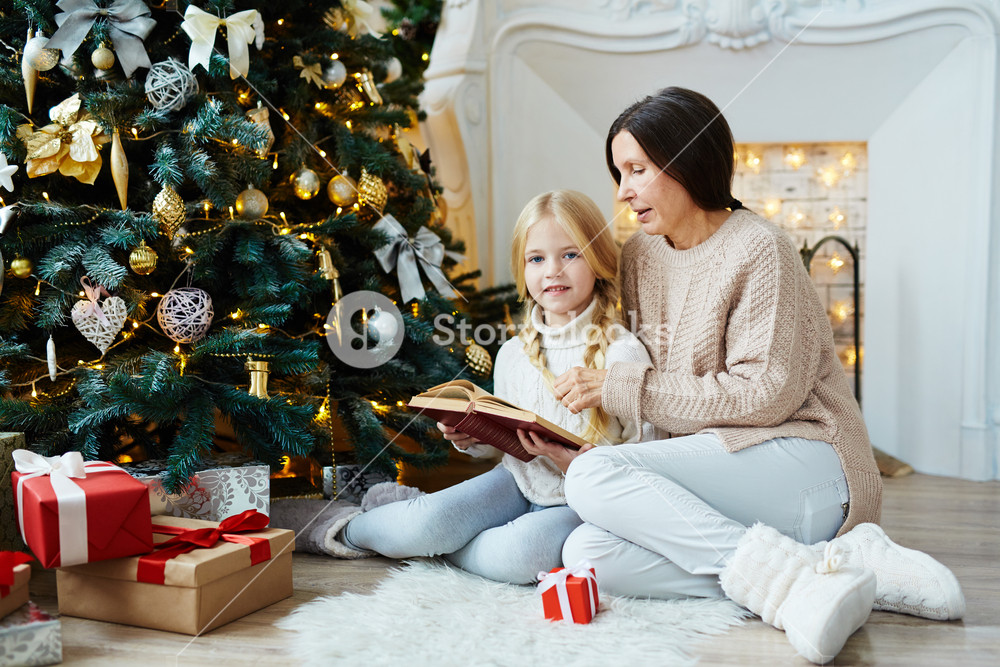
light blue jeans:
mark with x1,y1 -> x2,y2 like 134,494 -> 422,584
342,465 -> 582,584
562,434 -> 848,600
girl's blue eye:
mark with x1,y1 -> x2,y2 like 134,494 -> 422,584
527,256 -> 543,263
563,252 -> 579,260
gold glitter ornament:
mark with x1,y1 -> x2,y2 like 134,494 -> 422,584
357,168 -> 387,213
292,167 -> 321,200
235,185 -> 269,219
10,256 -> 33,279
153,185 -> 186,238
91,46 -> 116,70
465,343 -> 493,377
353,70 -> 383,105
327,174 -> 358,207
129,240 -> 158,275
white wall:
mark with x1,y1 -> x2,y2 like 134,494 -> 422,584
423,0 -> 1000,479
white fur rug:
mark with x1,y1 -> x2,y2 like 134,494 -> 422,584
277,559 -> 748,666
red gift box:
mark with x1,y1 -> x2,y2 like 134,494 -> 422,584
0,552 -> 32,619
12,450 -> 153,568
538,562 -> 599,624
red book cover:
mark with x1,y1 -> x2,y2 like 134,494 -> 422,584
12,467 -> 153,568
408,380 -> 586,462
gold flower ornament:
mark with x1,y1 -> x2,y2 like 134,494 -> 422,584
18,93 -> 110,184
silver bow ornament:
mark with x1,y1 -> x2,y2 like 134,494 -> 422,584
373,214 -> 464,303
182,6 -> 265,80
47,0 -> 157,78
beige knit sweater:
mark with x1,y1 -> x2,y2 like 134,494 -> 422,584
602,209 -> 882,535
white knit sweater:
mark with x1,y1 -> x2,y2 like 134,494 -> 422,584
461,299 -> 654,506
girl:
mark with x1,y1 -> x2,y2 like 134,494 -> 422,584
328,190 -> 654,584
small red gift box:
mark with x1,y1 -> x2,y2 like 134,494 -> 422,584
12,450 -> 153,568
538,562 -> 599,624
0,552 -> 32,620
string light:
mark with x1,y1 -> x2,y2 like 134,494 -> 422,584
743,151 -> 761,174
42,192 -> 50,201
272,155 -> 279,169
783,147 -> 806,170
840,152 -> 857,175
763,198 -> 782,219
229,206 -> 235,219
828,252 -> 845,274
828,206 -> 846,229
345,120 -> 352,130
31,382 -> 37,398
174,344 -> 180,353
131,128 -> 139,139
817,165 -> 841,188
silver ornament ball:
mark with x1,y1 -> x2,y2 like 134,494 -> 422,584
292,167 -> 321,200
25,34 -> 60,71
384,57 -> 403,84
91,46 -> 116,70
323,59 -> 348,90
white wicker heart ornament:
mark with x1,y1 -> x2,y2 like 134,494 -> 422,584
70,277 -> 127,354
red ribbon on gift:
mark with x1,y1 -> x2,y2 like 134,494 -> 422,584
0,552 -> 33,598
136,510 -> 271,585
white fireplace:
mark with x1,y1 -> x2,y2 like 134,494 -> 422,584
421,0 -> 1000,480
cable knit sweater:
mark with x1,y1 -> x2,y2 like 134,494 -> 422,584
462,299 -> 655,506
602,209 -> 882,535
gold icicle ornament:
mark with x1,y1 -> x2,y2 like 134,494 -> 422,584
317,248 -> 343,301
353,70 -> 382,105
110,129 -> 129,210
246,357 -> 270,399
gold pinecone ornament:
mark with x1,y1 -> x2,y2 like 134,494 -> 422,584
357,168 -> 387,213
153,185 -> 185,238
129,240 -> 158,275
465,343 -> 493,377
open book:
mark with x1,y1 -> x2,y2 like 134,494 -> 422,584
408,380 -> 587,463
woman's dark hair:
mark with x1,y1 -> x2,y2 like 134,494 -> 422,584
606,87 -> 741,211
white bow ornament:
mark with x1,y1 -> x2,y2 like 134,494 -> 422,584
181,6 -> 265,80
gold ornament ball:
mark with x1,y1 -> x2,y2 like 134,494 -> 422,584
153,185 -> 186,238
129,241 -> 158,275
235,186 -> 269,219
327,174 -> 358,207
465,343 -> 493,377
358,168 -> 388,212
10,256 -> 33,279
91,46 -> 116,70
292,167 -> 321,200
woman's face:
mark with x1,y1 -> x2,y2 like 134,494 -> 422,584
611,131 -> 699,238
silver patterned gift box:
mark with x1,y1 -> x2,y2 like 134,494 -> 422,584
121,454 -> 270,522
323,464 -> 397,504
0,603 -> 61,667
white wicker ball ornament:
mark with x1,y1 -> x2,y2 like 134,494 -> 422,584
145,59 -> 199,112
157,287 -> 214,343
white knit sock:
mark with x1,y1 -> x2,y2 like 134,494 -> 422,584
821,523 -> 964,620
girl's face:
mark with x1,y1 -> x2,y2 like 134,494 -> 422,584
523,216 -> 596,327
611,131 -> 699,238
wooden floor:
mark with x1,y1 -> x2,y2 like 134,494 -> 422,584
27,471 -> 1000,665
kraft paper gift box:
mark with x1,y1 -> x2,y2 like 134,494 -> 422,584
56,510 -> 294,635
11,450 -> 153,569
0,553 -> 32,621
0,433 -> 27,552
122,456 -> 270,522
537,562 -> 599,624
0,603 -> 62,667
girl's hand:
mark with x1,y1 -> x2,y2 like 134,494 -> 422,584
553,367 -> 608,414
437,422 -> 479,450
517,429 -> 594,474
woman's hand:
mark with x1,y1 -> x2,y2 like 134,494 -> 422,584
517,429 -> 594,474
553,367 -> 608,414
437,422 -> 479,450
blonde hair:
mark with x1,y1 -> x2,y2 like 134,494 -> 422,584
510,190 -> 623,444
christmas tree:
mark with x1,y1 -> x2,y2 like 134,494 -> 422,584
0,0 -> 482,491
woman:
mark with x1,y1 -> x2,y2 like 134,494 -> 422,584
515,87 -> 963,665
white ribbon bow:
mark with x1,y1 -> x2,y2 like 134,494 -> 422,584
181,6 -> 265,80
537,560 -> 598,621
372,214 -> 464,303
815,542 -> 845,574
12,450 -> 98,566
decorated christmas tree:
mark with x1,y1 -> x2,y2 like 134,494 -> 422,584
0,0 -> 483,491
